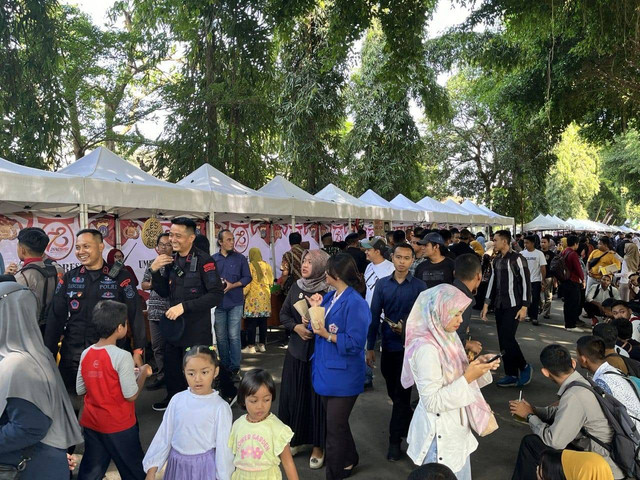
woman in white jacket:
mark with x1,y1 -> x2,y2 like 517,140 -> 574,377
401,284 -> 500,479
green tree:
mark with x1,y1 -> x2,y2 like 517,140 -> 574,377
342,24 -> 448,200
275,5 -> 346,193
0,0 -> 65,168
546,124 -> 600,219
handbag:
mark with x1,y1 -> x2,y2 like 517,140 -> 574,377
0,448 -> 33,480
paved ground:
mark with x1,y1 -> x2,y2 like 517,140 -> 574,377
84,298 -> 590,479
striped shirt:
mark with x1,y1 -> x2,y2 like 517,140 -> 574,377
484,250 -> 531,309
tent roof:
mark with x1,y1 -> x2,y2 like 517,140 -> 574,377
315,183 -> 390,221
359,190 -> 423,223
177,164 -> 291,220
0,157 -> 83,214
59,147 -> 208,218
415,195 -> 458,223
443,199 -> 487,224
259,176 -> 351,221
389,194 -> 427,222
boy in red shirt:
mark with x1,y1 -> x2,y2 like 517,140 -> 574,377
76,300 -> 152,480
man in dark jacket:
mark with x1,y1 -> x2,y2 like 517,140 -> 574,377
149,217 -> 224,410
345,232 -> 369,274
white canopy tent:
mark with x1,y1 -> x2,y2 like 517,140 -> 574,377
416,195 -> 460,224
0,157 -> 83,215
443,199 -> 489,225
522,214 -> 554,231
566,218 -> 616,233
258,175 -> 351,224
389,194 -> 428,223
359,189 -> 424,223
461,200 -> 513,226
315,183 -> 390,221
58,147 -> 209,224
473,203 -> 514,225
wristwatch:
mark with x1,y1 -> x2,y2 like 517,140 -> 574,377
526,413 -> 535,422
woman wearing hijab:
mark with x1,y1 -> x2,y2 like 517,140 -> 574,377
0,282 -> 84,479
242,247 -> 274,353
616,242 -> 640,301
537,449 -> 613,480
401,284 -> 500,479
278,249 -> 330,469
107,248 -> 139,288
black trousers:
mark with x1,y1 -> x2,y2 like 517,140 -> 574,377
322,395 -> 359,480
511,434 -> 552,480
245,316 -> 267,345
529,282 -> 541,320
78,425 -> 145,480
495,307 -> 527,377
583,301 -> 603,318
164,342 -> 189,399
380,349 -> 413,444
563,281 -> 582,328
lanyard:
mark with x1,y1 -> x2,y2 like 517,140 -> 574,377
325,289 -> 345,317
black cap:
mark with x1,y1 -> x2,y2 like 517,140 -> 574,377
418,232 -> 446,246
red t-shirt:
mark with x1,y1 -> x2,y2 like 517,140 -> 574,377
76,345 -> 138,433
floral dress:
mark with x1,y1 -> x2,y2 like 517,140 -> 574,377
243,261 -> 274,318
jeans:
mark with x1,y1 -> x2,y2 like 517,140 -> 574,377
148,320 -> 165,381
423,437 -> 471,480
495,306 -> 527,377
78,425 -> 145,480
214,305 -> 243,372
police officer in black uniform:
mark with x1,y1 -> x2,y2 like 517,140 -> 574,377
44,228 -> 145,397
149,217 -> 224,411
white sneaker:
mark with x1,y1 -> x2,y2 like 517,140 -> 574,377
256,343 -> 266,353
241,345 -> 256,354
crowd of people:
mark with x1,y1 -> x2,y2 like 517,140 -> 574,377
1,220 -> 640,480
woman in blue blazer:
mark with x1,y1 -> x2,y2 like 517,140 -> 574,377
307,253 -> 371,480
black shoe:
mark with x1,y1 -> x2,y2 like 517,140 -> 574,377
343,458 -> 359,478
152,398 -> 170,411
544,314 -> 551,319
232,371 -> 242,383
532,319 -> 540,326
387,443 -> 402,462
146,378 -> 165,391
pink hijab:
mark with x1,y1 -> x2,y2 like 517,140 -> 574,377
401,284 -> 494,435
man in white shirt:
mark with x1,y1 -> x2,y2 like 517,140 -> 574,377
577,335 -> 640,430
584,274 -> 620,321
521,235 -> 547,326
361,236 -> 395,388
362,237 -> 396,307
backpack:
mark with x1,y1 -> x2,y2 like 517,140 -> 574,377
20,262 -> 59,325
593,285 -> 615,300
603,370 -> 640,405
550,251 -> 571,281
567,379 -> 640,479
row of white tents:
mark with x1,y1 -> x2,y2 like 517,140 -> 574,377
0,147 -> 514,238
522,214 -> 638,234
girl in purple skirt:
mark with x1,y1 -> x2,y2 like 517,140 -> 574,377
144,346 -> 234,480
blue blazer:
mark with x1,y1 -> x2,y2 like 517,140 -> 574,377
311,287 -> 372,397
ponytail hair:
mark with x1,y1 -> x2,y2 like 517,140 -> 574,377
326,253 -> 365,295
183,345 -> 220,369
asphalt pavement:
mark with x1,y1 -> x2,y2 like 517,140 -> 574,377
87,298 -> 590,480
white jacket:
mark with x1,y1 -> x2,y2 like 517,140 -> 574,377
406,344 -> 492,472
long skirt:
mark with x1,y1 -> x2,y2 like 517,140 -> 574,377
278,351 -> 326,448
165,448 -> 216,480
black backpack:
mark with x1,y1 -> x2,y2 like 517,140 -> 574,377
20,262 -> 59,325
567,379 -> 640,479
550,251 -> 571,281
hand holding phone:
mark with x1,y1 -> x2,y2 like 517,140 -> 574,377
485,350 -> 506,363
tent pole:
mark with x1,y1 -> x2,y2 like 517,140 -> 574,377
115,213 -> 121,249
291,215 -> 296,232
80,204 -> 89,229
348,217 -> 352,232
269,222 -> 277,276
207,212 -> 216,254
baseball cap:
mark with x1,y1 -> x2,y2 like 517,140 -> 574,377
360,236 -> 386,251
418,232 -> 445,246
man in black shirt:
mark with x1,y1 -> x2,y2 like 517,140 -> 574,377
345,232 -> 369,274
449,228 -> 476,258
415,232 -> 455,289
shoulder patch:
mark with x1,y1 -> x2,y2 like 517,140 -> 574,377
203,262 -> 216,272
124,284 -> 136,299
120,278 -> 131,288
